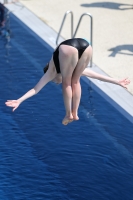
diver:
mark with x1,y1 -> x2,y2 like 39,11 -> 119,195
5,38 -> 130,125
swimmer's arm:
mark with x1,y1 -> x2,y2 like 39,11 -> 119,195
5,63 -> 56,111
82,68 -> 119,84
18,72 -> 55,104
82,68 -> 130,89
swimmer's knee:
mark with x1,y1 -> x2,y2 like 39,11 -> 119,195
71,77 -> 80,85
62,77 -> 72,85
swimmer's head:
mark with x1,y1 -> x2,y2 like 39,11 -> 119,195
43,63 -> 49,73
43,63 -> 62,84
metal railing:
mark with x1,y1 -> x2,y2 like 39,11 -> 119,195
56,10 -> 73,46
56,11 -> 93,67
73,13 -> 93,67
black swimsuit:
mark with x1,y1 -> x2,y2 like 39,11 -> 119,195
53,38 -> 89,73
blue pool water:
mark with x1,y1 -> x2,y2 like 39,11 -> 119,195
0,12 -> 133,200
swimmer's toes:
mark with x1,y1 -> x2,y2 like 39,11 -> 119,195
68,119 -> 74,124
62,116 -> 73,125
62,119 -> 69,125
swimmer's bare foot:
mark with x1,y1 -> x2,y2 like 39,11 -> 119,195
73,116 -> 79,121
62,115 -> 73,125
67,114 -> 79,124
72,113 -> 79,121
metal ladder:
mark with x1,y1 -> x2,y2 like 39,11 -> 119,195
56,11 -> 93,67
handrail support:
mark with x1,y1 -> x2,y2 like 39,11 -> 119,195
56,10 -> 73,46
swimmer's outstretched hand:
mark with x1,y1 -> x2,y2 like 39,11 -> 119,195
5,100 -> 20,112
118,78 -> 130,89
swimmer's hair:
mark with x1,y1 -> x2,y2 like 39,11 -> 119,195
43,63 -> 49,73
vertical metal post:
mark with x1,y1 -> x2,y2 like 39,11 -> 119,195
4,0 -> 8,3
73,13 -> 93,67
56,10 -> 73,46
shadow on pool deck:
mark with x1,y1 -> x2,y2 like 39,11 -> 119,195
81,2 -> 133,10
108,44 -> 133,57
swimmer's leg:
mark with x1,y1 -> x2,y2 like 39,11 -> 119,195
72,46 -> 92,120
59,45 -> 78,125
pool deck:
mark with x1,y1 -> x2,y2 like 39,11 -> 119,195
3,1 -> 133,123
